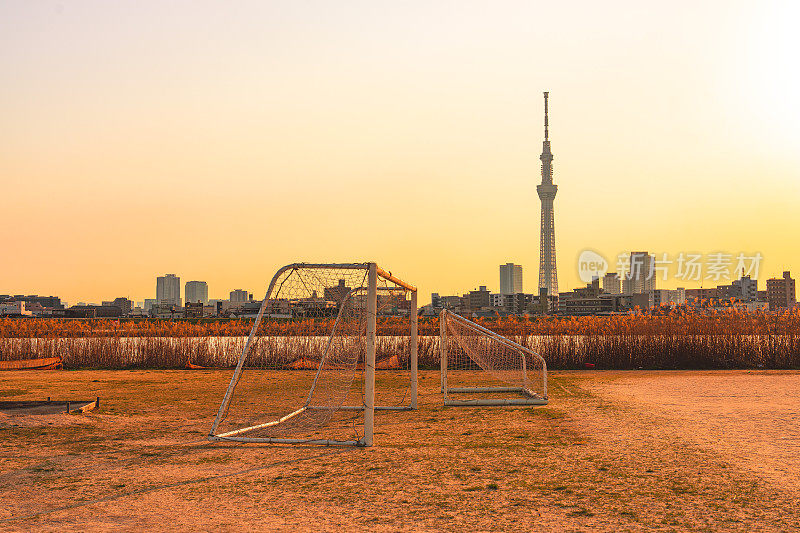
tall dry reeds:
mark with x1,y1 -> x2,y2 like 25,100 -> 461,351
1,307 -> 799,369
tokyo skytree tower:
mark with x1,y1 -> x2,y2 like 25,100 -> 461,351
537,92 -> 558,296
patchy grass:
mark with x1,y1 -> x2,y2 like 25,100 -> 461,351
0,370 -> 797,531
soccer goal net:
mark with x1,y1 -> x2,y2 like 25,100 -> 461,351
209,263 -> 417,446
440,310 -> 547,406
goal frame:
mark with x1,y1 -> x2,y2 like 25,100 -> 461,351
208,262 -> 417,446
440,309 -> 548,406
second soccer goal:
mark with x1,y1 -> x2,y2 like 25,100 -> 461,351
439,310 -> 548,406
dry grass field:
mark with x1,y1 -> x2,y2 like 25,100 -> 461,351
1,369 -> 799,531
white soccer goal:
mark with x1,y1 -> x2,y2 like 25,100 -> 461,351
440,310 -> 548,406
209,263 -> 417,446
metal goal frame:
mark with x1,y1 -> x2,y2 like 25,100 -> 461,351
440,309 -> 548,406
208,262 -> 417,446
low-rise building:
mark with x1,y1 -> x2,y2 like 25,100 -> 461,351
558,294 -> 630,316
184,302 -> 204,319
143,299 -> 157,314
150,303 -> 183,319
324,280 -> 351,306
66,305 -> 123,318
0,294 -> 64,310
503,293 -> 534,314
685,287 -> 719,303
102,298 -> 133,315
767,271 -> 796,311
0,301 -> 31,316
467,286 -> 491,310
732,274 -> 758,301
603,273 -> 621,295
652,288 -> 686,307
490,293 -> 507,309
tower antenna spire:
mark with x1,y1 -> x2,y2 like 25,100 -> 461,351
543,91 -> 549,140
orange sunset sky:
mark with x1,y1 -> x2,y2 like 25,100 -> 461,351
2,1 -> 799,305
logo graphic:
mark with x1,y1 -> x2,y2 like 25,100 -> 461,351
577,250 -> 609,283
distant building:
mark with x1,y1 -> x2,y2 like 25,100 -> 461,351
715,283 -> 737,300
323,279 -> 351,305
66,305 -> 122,318
652,289 -> 686,307
558,279 -> 607,315
557,280 -> 629,315
467,286 -> 491,310
602,273 -> 621,295
263,299 -> 290,316
731,274 -> 758,301
184,302 -> 204,319
561,278 -> 601,299
157,274 -> 181,306
236,300 -> 264,318
499,263 -> 523,295
490,293 -> 507,309
0,294 -> 63,310
631,292 -> 654,310
504,293 -> 534,315
430,293 -> 464,313
0,301 -> 31,316
151,304 -> 183,319
230,289 -> 249,304
143,299 -> 157,313
114,298 -> 133,315
185,281 -> 209,305
767,271 -> 796,311
685,287 -> 719,302
101,297 -> 133,315
531,288 -> 559,315
622,252 -> 655,295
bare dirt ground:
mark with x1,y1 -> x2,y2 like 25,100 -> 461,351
1,369 -> 799,532
575,370 -> 800,492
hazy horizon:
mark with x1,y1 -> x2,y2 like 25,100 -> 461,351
2,1 -> 799,304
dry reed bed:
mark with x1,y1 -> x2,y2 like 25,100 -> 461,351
1,307 -> 799,369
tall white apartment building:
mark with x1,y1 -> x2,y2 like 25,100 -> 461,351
499,263 -> 523,295
622,252 -> 655,295
156,274 -> 182,306
185,281 -> 209,305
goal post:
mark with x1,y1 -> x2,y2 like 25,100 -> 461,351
209,262 -> 417,446
440,310 -> 548,406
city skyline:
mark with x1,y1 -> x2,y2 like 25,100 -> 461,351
2,1 -> 799,304
6,260 -> 792,310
